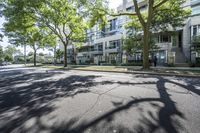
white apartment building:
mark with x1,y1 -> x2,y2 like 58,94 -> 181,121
64,0 -> 200,66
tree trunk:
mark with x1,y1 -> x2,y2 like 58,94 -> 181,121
24,44 -> 26,66
54,46 -> 56,65
64,44 -> 67,67
143,27 -> 150,70
34,50 -> 37,67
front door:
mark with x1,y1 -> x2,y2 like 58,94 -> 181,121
178,31 -> 183,48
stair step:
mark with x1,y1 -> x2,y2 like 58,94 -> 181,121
175,63 -> 189,67
175,50 -> 187,63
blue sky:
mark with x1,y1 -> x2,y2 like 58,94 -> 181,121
0,0 -> 122,52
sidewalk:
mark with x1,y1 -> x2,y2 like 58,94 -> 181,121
41,65 -> 200,78
151,66 -> 200,71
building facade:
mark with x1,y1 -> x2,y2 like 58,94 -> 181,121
63,0 -> 200,66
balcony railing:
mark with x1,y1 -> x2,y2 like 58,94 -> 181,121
105,47 -> 121,53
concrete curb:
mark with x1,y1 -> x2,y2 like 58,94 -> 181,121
37,66 -> 200,78
70,68 -> 200,78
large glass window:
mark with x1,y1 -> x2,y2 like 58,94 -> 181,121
98,44 -> 103,51
94,43 -> 103,51
90,46 -> 94,51
192,5 -> 200,15
193,25 -> 198,36
96,32 -> 105,39
109,19 -> 117,31
159,35 -> 171,43
108,40 -> 121,49
192,25 -> 200,36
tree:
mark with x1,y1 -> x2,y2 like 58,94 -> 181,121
3,45 -> 18,62
192,35 -> 200,54
4,45 -> 17,55
129,0 -> 190,69
56,49 -> 64,63
26,28 -> 56,66
91,0 -> 190,69
0,33 -> 3,42
28,0 -> 88,67
4,27 -> 56,66
4,54 -> 12,62
0,0 -> 4,43
0,45 -> 3,61
39,52 -> 44,56
2,0 -> 57,66
123,22 -> 159,55
28,52 -> 34,56
1,0 -> 108,67
123,34 -> 159,55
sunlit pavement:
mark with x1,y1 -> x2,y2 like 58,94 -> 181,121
0,65 -> 200,133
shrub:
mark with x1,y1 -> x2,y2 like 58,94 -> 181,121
111,60 -> 116,65
121,61 -> 143,66
167,63 -> 175,67
100,63 -> 112,66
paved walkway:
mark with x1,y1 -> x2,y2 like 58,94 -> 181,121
151,66 -> 200,70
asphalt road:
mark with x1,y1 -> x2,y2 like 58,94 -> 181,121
0,65 -> 200,133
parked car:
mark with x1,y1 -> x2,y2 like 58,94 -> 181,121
7,62 -> 12,65
0,61 -> 7,66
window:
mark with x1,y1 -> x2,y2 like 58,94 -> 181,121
94,43 -> 103,51
109,53 -> 117,61
159,35 -> 171,43
109,40 -> 121,49
90,46 -> 94,51
126,6 -> 134,12
98,44 -> 103,51
109,19 -> 117,31
139,5 -> 147,11
151,35 -> 159,43
193,25 -> 197,36
192,5 -> 200,15
192,25 -> 200,36
96,32 -> 105,39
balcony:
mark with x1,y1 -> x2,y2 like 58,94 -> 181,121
77,52 -> 89,57
81,42 -> 91,47
90,49 -> 103,55
67,53 -> 74,57
156,43 -> 172,50
105,47 -> 121,53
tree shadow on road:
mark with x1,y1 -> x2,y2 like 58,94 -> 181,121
0,70 -> 103,132
0,71 -> 199,133
42,75 -> 199,133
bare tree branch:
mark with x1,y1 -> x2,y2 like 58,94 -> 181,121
147,0 -> 154,26
62,23 -> 68,41
133,0 -> 146,27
